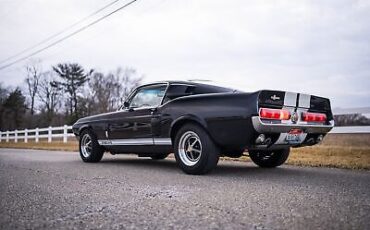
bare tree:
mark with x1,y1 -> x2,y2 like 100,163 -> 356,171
25,60 -> 42,115
81,67 -> 143,115
37,71 -> 60,124
110,67 -> 143,109
86,72 -> 119,113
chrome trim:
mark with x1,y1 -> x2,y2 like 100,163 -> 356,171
252,116 -> 334,133
284,92 -> 297,107
98,138 -> 153,146
98,138 -> 172,146
153,138 -> 172,145
169,83 -> 196,87
298,94 -> 310,108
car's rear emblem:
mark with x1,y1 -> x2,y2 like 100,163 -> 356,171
271,95 -> 280,101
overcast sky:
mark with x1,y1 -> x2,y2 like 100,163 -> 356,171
0,0 -> 369,108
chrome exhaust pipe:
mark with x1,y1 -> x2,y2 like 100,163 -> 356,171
255,134 -> 266,144
316,135 -> 324,143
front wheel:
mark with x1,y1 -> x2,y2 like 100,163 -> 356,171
79,129 -> 105,162
174,124 -> 220,175
249,148 -> 290,168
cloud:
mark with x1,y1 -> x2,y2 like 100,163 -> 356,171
0,0 -> 369,108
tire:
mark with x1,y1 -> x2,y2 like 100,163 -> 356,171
174,124 -> 220,175
151,153 -> 169,160
79,129 -> 105,162
249,148 -> 290,168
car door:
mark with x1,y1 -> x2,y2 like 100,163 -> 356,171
107,83 -> 168,145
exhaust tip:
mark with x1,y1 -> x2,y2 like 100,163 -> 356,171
255,134 -> 266,144
265,138 -> 272,146
316,135 -> 324,143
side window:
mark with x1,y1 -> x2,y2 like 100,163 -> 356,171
129,85 -> 167,108
163,85 -> 196,103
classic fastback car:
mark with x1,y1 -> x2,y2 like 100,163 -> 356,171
72,81 -> 334,174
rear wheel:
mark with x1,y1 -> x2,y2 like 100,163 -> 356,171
151,153 -> 169,160
174,124 -> 220,175
249,148 -> 290,168
79,129 -> 104,162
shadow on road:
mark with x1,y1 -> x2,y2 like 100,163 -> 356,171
97,156 -> 322,179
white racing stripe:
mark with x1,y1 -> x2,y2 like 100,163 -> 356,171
284,92 -> 297,107
153,138 -> 172,145
98,138 -> 172,146
299,94 -> 311,108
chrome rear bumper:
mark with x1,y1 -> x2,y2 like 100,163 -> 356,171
251,116 -> 334,134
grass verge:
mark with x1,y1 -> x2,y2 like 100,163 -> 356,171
0,134 -> 369,170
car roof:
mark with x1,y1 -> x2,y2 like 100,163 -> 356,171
141,80 -> 238,92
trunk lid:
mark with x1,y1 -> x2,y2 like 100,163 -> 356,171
258,90 -> 333,121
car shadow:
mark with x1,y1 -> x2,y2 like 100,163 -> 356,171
98,155 -> 329,179
100,157 -> 177,170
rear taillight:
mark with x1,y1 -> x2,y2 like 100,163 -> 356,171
259,108 -> 291,120
302,112 -> 327,123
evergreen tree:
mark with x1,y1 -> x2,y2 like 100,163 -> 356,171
52,63 -> 92,123
1,88 -> 26,130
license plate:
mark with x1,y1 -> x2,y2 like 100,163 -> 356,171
286,129 -> 303,142
286,134 -> 300,142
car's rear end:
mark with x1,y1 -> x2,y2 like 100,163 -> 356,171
250,90 -> 334,150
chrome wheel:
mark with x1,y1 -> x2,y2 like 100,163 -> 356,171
81,134 -> 92,158
178,131 -> 202,166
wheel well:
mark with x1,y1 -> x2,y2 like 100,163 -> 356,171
79,126 -> 91,136
170,119 -> 206,143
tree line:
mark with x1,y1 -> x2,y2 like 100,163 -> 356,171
1,61 -> 368,131
0,61 -> 142,131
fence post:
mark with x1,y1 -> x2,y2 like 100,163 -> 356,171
14,130 -> 18,143
25,129 -> 28,143
35,128 -> 39,143
48,126 -> 52,143
63,125 -> 68,143
6,131 -> 9,143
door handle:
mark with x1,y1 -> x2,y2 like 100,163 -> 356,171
150,108 -> 157,114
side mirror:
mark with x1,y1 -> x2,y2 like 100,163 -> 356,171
123,101 -> 130,108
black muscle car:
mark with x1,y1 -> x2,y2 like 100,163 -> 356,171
72,81 -> 334,174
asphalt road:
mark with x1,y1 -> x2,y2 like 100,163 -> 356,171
0,148 -> 369,230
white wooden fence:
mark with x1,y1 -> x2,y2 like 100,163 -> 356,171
0,125 -> 74,143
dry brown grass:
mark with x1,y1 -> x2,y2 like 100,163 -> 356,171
0,140 -> 78,152
1,134 -> 369,170
288,146 -> 370,170
320,133 -> 370,147
287,133 -> 370,170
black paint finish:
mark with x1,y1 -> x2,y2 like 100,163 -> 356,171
72,81 -> 333,156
